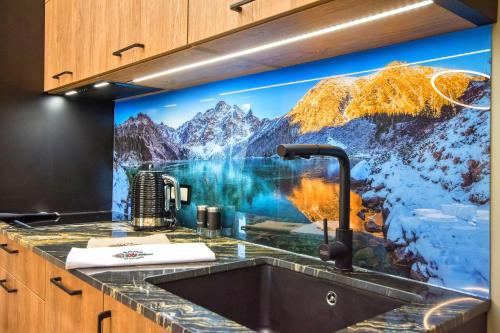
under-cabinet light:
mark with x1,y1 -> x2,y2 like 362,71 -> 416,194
94,82 -> 110,88
132,0 -> 433,83
218,49 -> 490,96
65,90 -> 78,96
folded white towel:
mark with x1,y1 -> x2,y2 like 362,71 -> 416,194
65,243 -> 216,270
86,234 -> 170,248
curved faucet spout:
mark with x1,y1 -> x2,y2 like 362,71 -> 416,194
277,144 -> 350,230
277,144 -> 353,272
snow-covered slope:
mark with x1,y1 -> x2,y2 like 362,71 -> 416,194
358,87 -> 490,291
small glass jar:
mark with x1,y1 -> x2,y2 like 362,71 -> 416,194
196,205 -> 208,236
206,206 -> 222,238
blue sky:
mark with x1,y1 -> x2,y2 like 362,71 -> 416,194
115,25 -> 492,128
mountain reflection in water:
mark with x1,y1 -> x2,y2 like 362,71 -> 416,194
287,178 -> 383,235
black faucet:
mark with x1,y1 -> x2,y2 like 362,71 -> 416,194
277,144 -> 353,272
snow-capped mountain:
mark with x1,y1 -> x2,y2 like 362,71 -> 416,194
115,101 -> 266,164
114,113 -> 186,166
113,62 -> 491,293
176,101 -> 264,159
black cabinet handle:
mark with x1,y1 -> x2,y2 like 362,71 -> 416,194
112,43 -> 145,57
97,310 -> 111,333
0,279 -> 17,293
0,243 -> 18,254
230,0 -> 255,12
52,70 -> 73,80
50,277 -> 82,296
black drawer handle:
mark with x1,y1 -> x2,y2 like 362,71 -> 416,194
230,0 -> 254,12
112,43 -> 145,57
0,279 -> 17,293
52,70 -> 73,80
50,277 -> 82,296
97,310 -> 111,333
0,243 -> 18,254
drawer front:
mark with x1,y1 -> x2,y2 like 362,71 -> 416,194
0,234 -> 46,299
0,267 -> 45,333
0,234 -> 8,269
45,261 -> 103,333
102,294 -> 171,333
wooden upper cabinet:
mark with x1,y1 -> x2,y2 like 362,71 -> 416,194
44,0 -> 77,90
252,0 -> 322,21
188,0 -> 255,43
75,0 -> 112,80
44,0 -> 188,91
188,0 -> 322,43
108,0 -> 189,69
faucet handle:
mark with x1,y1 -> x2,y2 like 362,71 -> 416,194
319,218 -> 333,261
322,218 -> 329,244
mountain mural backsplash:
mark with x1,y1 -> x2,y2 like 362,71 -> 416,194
114,26 -> 492,297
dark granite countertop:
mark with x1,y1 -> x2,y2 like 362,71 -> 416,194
0,220 -> 489,333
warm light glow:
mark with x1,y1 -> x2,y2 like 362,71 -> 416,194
65,90 -> 78,96
94,82 -> 110,88
423,297 -> 481,330
132,1 -> 434,83
430,70 -> 490,110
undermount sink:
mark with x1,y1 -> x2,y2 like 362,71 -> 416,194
147,262 -> 408,333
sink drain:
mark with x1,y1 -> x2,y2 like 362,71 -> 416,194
326,291 -> 337,306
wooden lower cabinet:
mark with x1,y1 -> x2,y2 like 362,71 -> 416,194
0,235 -> 46,299
102,294 -> 170,333
0,266 -> 45,333
0,267 -> 10,332
0,240 -> 171,333
45,261 -> 103,333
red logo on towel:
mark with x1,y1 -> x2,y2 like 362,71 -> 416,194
113,250 -> 153,260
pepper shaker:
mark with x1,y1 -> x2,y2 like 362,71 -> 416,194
196,205 -> 208,235
206,206 -> 221,238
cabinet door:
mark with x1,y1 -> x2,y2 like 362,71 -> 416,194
109,0 -> 188,69
0,268 -> 45,333
252,0 -> 321,20
188,0 -> 322,43
45,262 -> 103,333
44,0 -> 77,90
0,267 -> 9,332
102,295 -> 170,333
75,0 -> 112,80
0,234 -> 8,270
0,236 -> 46,299
188,0 -> 254,43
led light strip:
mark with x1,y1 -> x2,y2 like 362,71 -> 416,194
132,0 -> 434,83
218,49 -> 491,96
94,82 -> 110,88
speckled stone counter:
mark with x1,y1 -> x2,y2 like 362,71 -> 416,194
0,220 -> 489,333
